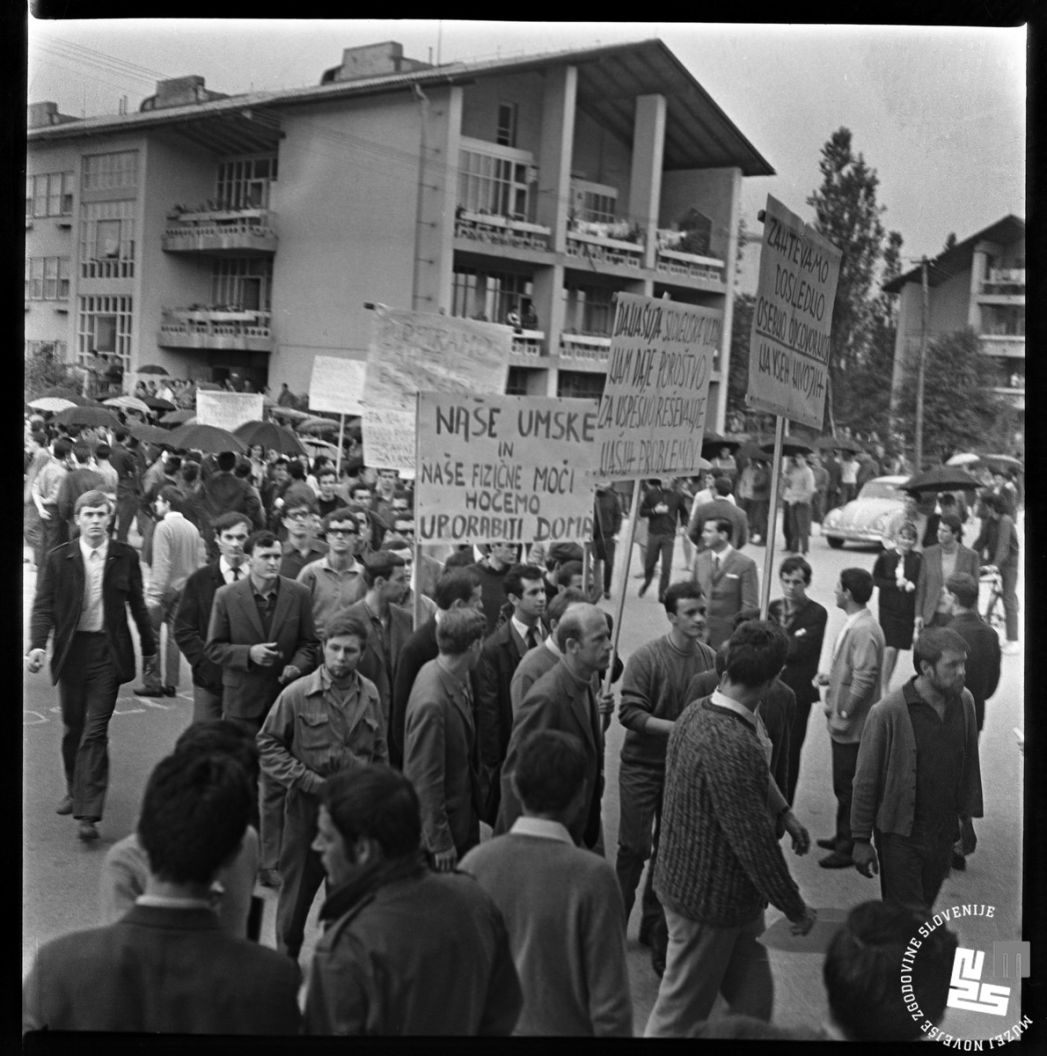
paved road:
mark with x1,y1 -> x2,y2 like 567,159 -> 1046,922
22,512 -> 1025,1036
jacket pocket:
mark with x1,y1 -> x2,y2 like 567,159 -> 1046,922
297,712 -> 332,751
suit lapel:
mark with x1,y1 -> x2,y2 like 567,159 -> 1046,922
270,579 -> 294,640
562,668 -> 597,751
235,579 -> 266,641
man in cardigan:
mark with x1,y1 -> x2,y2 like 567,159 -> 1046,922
616,581 -> 716,979
638,478 -> 689,603
460,730 -> 632,1036
644,620 -> 816,1036
851,627 -> 983,915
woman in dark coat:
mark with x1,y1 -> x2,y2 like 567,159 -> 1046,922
872,520 -> 922,689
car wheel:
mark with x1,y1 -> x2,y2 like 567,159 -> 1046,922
827,537 -> 844,549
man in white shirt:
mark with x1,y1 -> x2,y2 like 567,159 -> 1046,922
136,485 -> 206,697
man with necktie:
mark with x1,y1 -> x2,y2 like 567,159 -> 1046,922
692,519 -> 759,648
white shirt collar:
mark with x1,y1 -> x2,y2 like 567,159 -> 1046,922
79,535 -> 108,562
509,816 -> 574,844
710,687 -> 756,728
135,894 -> 213,910
511,614 -> 538,646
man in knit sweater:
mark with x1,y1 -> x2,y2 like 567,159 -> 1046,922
460,730 -> 632,1036
645,620 -> 816,1037
616,581 -> 716,978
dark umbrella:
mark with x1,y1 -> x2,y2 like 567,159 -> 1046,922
53,405 -> 122,429
234,419 -> 306,456
903,466 -> 982,493
761,437 -> 814,458
815,434 -> 863,454
269,405 -> 310,423
128,422 -> 174,445
736,437 -> 772,461
297,416 -> 340,435
160,408 -> 196,425
136,364 -> 169,375
35,386 -> 94,407
143,396 -> 177,412
700,432 -> 741,455
165,423 -> 246,454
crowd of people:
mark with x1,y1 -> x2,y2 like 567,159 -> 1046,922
22,413 -> 1021,1038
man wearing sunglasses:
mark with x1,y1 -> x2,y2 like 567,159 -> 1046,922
297,509 -> 367,630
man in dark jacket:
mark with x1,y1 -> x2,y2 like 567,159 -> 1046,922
592,483 -> 624,599
27,490 -> 157,841
639,478 -> 688,603
200,450 -> 264,559
173,512 -> 252,722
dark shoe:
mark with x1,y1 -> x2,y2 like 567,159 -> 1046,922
651,951 -> 666,978
77,820 -> 100,842
258,868 -> 282,889
819,851 -> 855,869
816,837 -> 838,851
162,685 -> 177,697
603,591 -> 611,600
55,794 -> 74,815
133,686 -> 165,697
638,582 -> 649,598
952,852 -> 967,872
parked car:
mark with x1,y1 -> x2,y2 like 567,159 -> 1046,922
821,475 -> 909,549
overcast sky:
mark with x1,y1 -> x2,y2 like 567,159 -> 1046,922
26,19 -> 1027,266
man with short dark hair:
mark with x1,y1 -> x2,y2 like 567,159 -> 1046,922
315,467 -> 342,519
692,517 -> 759,648
821,901 -> 957,1041
476,564 -> 550,823
616,581 -> 716,977
201,449 -> 264,557
461,730 -> 633,1036
404,608 -> 488,871
24,751 -> 301,1034
644,621 -> 816,1036
304,764 -> 521,1035
258,612 -> 387,959
814,568 -> 885,869
27,490 -> 157,842
173,512 -> 252,722
851,627 -> 983,914
472,540 -> 520,633
108,429 -> 143,543
687,475 -> 748,553
31,436 -> 72,553
56,440 -> 104,534
278,496 -> 327,579
543,541 -> 585,605
639,478 -> 689,603
296,507 -> 366,628
972,491 -> 1021,653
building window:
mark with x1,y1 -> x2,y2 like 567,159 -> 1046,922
982,305 -> 1025,336
27,171 -> 75,218
26,257 -> 72,302
77,295 -> 132,369
570,179 -> 619,224
496,103 -> 517,147
26,339 -> 69,362
216,155 -> 278,210
451,266 -> 532,325
80,201 -> 136,278
458,143 -> 531,220
505,367 -> 531,395
564,284 -> 615,336
212,258 -> 272,311
557,371 -> 606,400
82,150 -> 139,191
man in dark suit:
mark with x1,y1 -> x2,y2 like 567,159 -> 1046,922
403,608 -> 488,871
639,478 -> 689,603
23,750 -> 301,1034
200,450 -> 264,558
687,476 -> 748,554
692,518 -> 760,648
206,529 -> 319,886
389,567 -> 483,768
342,551 -> 414,739
173,512 -> 252,722
27,490 -> 157,842
109,429 -> 144,543
768,556 -> 829,805
475,564 -> 550,824
496,604 -> 613,849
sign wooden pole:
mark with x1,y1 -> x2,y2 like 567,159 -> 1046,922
412,393 -> 422,630
335,414 -> 345,477
604,479 -> 641,695
760,415 -> 786,617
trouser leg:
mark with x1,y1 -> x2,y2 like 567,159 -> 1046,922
601,539 -> 616,593
656,535 -> 675,600
275,793 -> 324,959
162,597 -> 182,687
1000,563 -> 1019,641
785,699 -> 812,806
830,739 -> 860,855
141,605 -> 165,691
115,492 -> 137,542
794,503 -> 811,553
877,831 -> 943,916
615,764 -> 661,922
261,770 -> 287,873
642,535 -> 660,588
192,684 -> 223,723
719,911 -> 773,1021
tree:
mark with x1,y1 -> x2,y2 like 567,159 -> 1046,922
25,342 -> 79,399
944,232 -> 957,251
726,292 -> 754,423
894,329 -> 1008,465
806,128 -> 890,433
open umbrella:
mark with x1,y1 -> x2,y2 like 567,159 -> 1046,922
53,405 -> 122,429
980,453 -> 1023,474
35,386 -> 93,406
104,395 -> 152,415
165,423 -> 246,454
136,364 -> 169,375
299,437 -> 341,459
735,437 -> 772,461
816,434 -> 863,454
297,416 -> 340,435
143,396 -> 177,412
761,437 -> 814,458
234,420 -> 306,456
27,396 -> 77,413
700,432 -> 741,455
160,409 -> 196,425
128,422 -> 174,445
269,405 -> 311,423
945,452 -> 982,467
903,466 -> 982,493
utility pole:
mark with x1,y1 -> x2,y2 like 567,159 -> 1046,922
913,256 -> 929,471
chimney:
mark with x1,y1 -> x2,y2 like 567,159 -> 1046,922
320,42 -> 432,84
140,76 -> 230,111
27,102 -> 61,128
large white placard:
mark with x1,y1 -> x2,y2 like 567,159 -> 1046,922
194,391 -> 264,430
308,356 -> 366,416
416,393 -> 598,544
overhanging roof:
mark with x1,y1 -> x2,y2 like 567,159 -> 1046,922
883,215 -> 1026,292
28,38 -> 773,176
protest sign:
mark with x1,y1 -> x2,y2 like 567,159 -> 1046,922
745,194 -> 842,429
416,393 -> 598,544
195,391 -> 264,431
308,356 -> 366,415
362,305 -> 511,471
591,293 -> 720,481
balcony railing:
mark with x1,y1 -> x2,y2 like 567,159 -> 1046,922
565,219 -> 645,269
653,231 -> 726,283
982,267 -> 1025,294
454,209 -> 551,252
159,307 -> 273,352
559,333 -> 611,364
509,329 -> 546,358
162,208 -> 277,254
979,334 -> 1025,359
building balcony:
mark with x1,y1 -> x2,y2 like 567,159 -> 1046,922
558,333 -> 610,368
990,387 -> 1025,411
981,267 -> 1025,293
162,208 -> 278,254
158,307 -> 274,352
979,334 -> 1025,359
453,209 -> 552,252
565,220 -> 645,270
655,246 -> 726,285
509,329 -> 546,359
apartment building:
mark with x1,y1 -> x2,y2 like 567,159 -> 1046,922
884,215 -> 1025,442
26,38 -> 774,429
